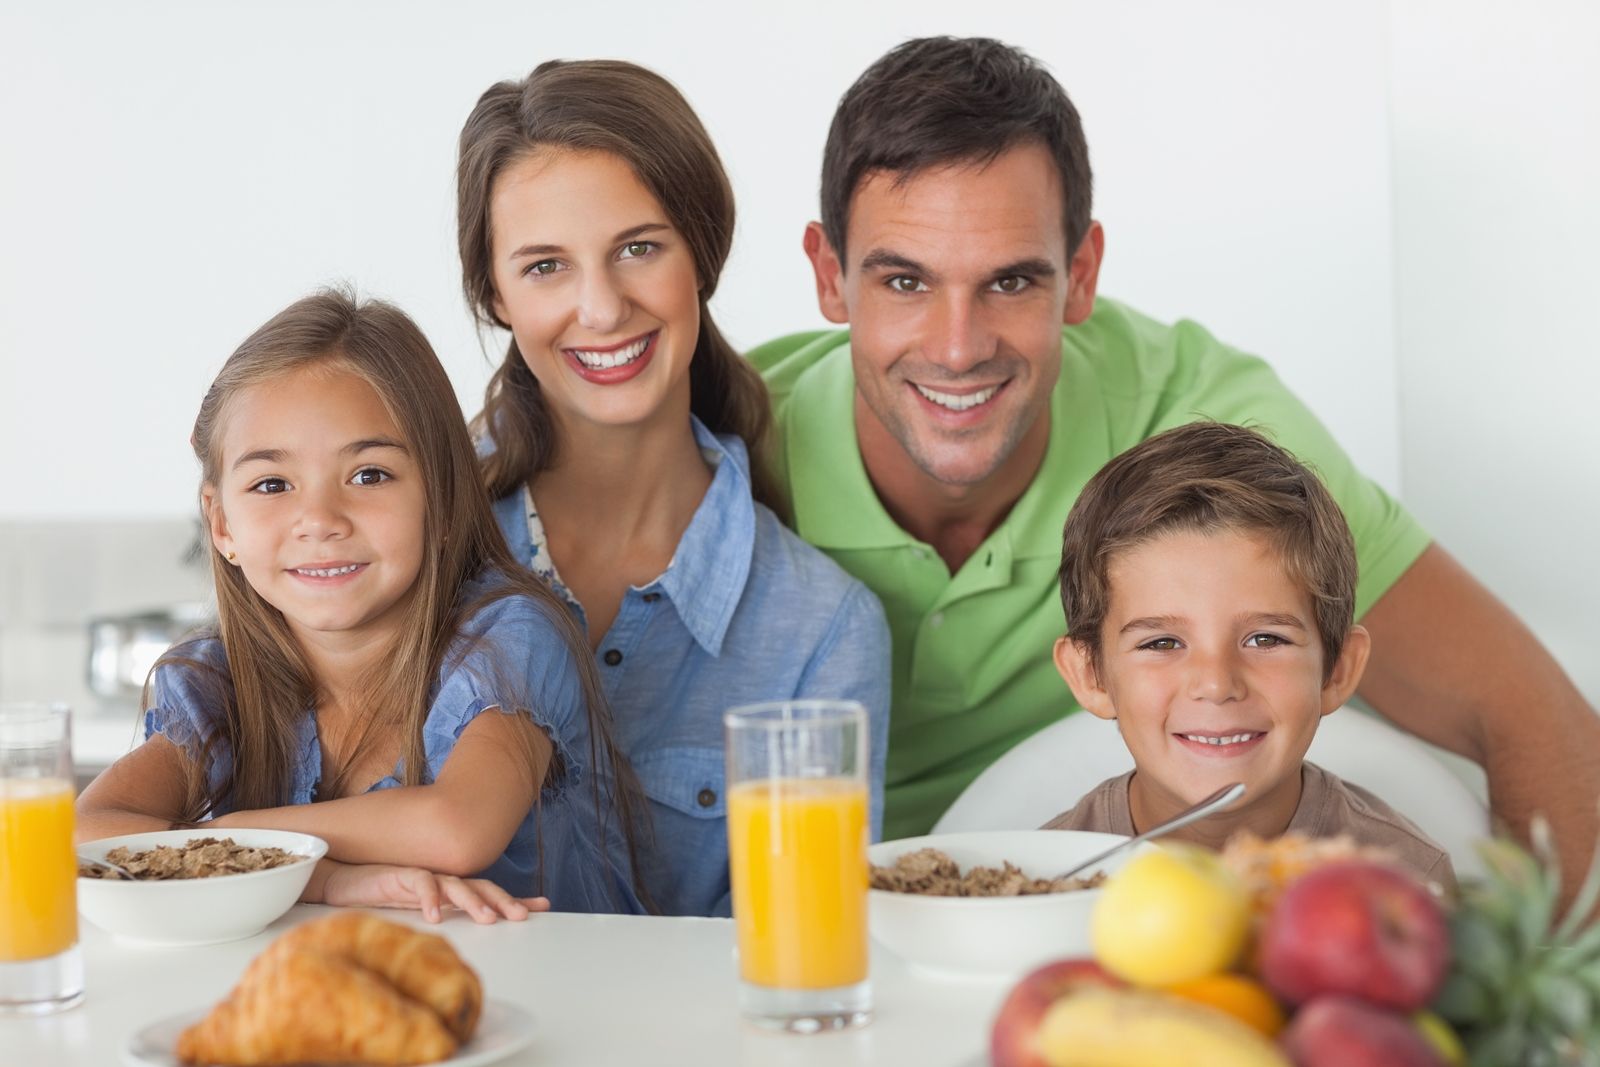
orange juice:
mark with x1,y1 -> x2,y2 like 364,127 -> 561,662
0,779 -> 77,962
728,777 -> 868,989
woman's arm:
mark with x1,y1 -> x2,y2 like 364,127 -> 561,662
75,734 -> 193,842
208,709 -> 551,875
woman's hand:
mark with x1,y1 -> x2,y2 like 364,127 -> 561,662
311,859 -> 550,924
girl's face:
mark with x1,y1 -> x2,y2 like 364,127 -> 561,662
204,365 -> 427,653
488,149 -> 701,435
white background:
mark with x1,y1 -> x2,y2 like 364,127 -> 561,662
2,2 -> 1596,700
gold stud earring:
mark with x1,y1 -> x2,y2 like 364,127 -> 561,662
226,551 -> 237,562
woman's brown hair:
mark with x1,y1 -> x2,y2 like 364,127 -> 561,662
163,288 -> 651,904
457,59 -> 781,511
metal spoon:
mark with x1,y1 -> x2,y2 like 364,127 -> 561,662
1055,781 -> 1247,882
78,854 -> 137,880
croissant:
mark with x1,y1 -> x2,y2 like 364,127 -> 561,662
175,945 -> 458,1065
267,912 -> 483,1041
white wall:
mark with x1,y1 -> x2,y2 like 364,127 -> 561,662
1,0 -> 1399,519
1389,0 -> 1600,702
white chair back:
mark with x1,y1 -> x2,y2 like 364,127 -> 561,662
931,708 -> 1490,879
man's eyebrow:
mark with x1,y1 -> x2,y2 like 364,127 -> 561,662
343,437 -> 408,456
1119,615 -> 1184,634
232,448 -> 285,471
858,249 -> 935,279
507,222 -> 671,261
991,257 -> 1058,280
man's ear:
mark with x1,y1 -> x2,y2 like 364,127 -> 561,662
1063,220 -> 1106,326
803,221 -> 850,324
1054,636 -> 1117,720
202,486 -> 235,564
1320,624 -> 1372,715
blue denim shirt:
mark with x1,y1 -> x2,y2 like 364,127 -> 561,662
492,417 -> 891,916
144,580 -> 643,914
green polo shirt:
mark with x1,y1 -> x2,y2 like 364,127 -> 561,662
749,297 -> 1431,841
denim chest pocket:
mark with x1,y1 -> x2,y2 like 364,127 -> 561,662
633,746 -> 727,820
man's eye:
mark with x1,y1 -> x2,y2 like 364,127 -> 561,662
248,478 -> 288,495
1139,637 -> 1180,652
350,468 -> 390,487
1246,633 -> 1287,649
525,259 -> 561,277
619,241 -> 655,259
992,275 -> 1031,294
888,276 -> 926,293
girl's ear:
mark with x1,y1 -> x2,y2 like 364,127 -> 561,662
201,486 -> 235,563
1054,636 -> 1117,721
1320,624 -> 1373,715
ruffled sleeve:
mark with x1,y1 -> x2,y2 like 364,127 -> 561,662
142,637 -> 233,802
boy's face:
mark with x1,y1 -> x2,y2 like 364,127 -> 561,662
1054,528 -> 1369,815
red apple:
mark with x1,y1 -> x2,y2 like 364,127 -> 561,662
1282,995 -> 1449,1066
1260,860 -> 1449,1012
990,959 -> 1122,1067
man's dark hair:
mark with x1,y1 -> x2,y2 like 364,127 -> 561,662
821,36 -> 1093,262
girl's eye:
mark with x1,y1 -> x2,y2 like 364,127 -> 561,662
888,275 -> 927,294
350,467 -> 390,487
248,477 -> 288,495
991,275 -> 1031,294
524,259 -> 562,278
1139,637 -> 1180,652
619,241 -> 656,260
1246,633 -> 1287,649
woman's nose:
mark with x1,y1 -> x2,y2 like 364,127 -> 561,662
575,269 -> 630,334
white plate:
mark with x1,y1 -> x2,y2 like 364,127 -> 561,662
123,997 -> 535,1067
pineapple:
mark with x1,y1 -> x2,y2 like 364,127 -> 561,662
1433,817 -> 1600,1066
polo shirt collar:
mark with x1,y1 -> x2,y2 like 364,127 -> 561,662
654,416 -> 756,657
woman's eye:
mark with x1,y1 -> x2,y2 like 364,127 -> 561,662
248,478 -> 288,495
992,275 -> 1031,294
524,259 -> 561,277
350,468 -> 390,487
619,241 -> 655,259
1139,637 -> 1180,652
1246,633 -> 1287,649
888,275 -> 926,294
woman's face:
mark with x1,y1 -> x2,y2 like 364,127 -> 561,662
488,149 -> 701,435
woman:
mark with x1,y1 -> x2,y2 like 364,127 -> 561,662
456,60 -> 891,917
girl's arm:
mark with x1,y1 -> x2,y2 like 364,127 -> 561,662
303,858 -> 549,924
207,708 -> 550,876
75,734 -> 193,842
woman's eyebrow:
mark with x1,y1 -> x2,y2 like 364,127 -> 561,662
507,221 -> 671,261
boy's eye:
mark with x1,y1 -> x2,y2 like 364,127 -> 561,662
248,477 -> 289,495
1245,633 -> 1287,649
349,467 -> 390,487
887,275 -> 928,294
1138,637 -> 1180,652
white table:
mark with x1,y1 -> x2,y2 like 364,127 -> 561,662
5,906 -> 1003,1066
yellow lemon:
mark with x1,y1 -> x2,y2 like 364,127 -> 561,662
1091,844 -> 1251,987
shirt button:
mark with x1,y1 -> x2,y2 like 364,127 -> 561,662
642,592 -> 661,603
911,547 -> 929,560
697,788 -> 717,808
603,649 -> 623,666
928,612 -> 945,629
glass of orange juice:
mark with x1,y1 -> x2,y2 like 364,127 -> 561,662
0,703 -> 82,1014
725,699 -> 870,1032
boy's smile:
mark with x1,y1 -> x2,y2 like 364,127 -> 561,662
1056,527 -> 1370,839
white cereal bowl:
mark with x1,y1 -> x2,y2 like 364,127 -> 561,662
868,830 -> 1150,982
77,828 -> 327,946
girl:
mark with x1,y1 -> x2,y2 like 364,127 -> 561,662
76,290 -> 648,919
457,61 -> 892,917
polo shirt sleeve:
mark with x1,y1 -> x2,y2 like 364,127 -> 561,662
426,592 -> 589,801
1140,317 -> 1432,618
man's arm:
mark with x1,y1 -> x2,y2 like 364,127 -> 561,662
1358,543 -> 1600,902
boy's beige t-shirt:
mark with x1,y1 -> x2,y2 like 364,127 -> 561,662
1042,761 -> 1456,888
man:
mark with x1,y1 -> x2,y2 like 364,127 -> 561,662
749,37 -> 1600,882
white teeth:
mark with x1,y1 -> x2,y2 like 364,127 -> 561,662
1182,732 -> 1260,746
570,336 -> 650,370
297,564 -> 360,578
914,383 -> 1000,411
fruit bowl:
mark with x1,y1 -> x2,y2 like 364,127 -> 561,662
77,828 -> 327,946
868,830 -> 1149,981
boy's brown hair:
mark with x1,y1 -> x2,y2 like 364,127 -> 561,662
1058,422 -> 1358,679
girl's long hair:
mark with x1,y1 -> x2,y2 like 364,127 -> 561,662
163,288 -> 651,904
457,59 -> 782,512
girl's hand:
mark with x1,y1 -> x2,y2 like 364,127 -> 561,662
317,860 -> 550,924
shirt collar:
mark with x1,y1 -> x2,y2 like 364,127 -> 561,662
655,417 -> 756,656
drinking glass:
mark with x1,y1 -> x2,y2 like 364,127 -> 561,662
0,704 -> 83,1014
724,699 -> 870,1033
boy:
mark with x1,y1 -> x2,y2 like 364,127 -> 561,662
1043,422 -> 1453,886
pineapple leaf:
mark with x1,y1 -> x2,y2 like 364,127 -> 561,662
1433,969 -> 1492,1024
1450,908 -> 1517,984
1554,816 -> 1600,944
1529,971 -> 1595,1036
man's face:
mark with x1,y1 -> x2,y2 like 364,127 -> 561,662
805,142 -> 1103,489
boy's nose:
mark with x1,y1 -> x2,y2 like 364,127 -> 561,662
1186,649 -> 1247,703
